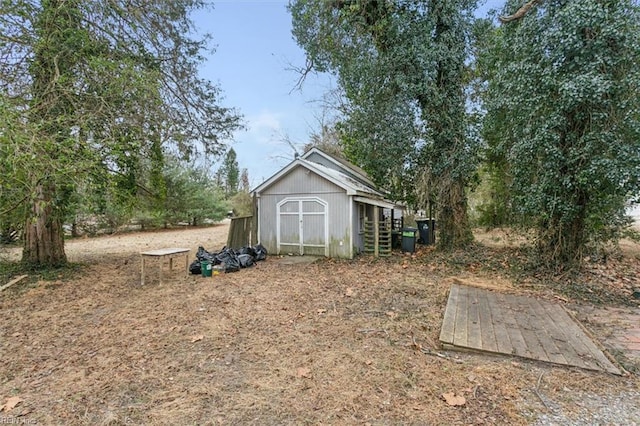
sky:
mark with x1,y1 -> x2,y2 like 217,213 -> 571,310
194,1 -> 505,189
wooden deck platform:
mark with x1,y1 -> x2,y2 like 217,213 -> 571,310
439,284 -> 621,375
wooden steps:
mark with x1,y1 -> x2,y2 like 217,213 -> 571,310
364,218 -> 392,257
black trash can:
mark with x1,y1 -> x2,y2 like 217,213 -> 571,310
401,227 -> 418,253
392,230 -> 402,249
415,219 -> 436,245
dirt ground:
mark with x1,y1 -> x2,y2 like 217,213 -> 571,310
1,223 -> 639,424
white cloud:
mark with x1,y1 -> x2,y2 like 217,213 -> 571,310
230,109 -> 296,186
245,110 -> 283,146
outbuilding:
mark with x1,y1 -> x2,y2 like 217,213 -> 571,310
251,148 -> 404,258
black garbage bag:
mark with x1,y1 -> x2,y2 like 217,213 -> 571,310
237,246 -> 257,258
253,243 -> 267,261
196,246 -> 216,262
189,259 -> 201,275
215,248 -> 240,273
237,254 -> 255,268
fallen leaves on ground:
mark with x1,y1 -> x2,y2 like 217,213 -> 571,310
442,392 -> 466,406
1,396 -> 23,412
1,225 -> 638,425
296,367 -> 312,379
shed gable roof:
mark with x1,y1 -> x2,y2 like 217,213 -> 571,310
252,149 -> 404,210
252,157 -> 383,198
300,147 -> 377,189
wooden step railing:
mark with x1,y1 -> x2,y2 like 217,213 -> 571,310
364,217 -> 392,257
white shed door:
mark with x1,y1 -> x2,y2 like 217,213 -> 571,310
277,197 -> 328,256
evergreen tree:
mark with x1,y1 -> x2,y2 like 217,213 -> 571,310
221,148 -> 240,198
0,0 -> 242,265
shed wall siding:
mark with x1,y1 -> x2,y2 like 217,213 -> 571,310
258,167 -> 352,258
353,201 -> 363,254
262,166 -> 338,196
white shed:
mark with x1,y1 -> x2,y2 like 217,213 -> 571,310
252,148 -> 404,258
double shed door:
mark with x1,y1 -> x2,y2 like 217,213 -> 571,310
277,197 -> 328,256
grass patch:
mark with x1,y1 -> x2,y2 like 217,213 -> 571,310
423,241 -> 639,307
0,261 -> 25,284
622,227 -> 640,243
0,260 -> 85,288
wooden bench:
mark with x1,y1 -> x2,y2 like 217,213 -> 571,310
140,248 -> 190,285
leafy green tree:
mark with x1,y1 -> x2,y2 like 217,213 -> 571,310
229,191 -> 254,218
290,0 -> 479,248
220,148 -> 240,198
0,98 -> 31,244
484,0 -> 640,266
0,0 -> 242,266
339,97 -> 421,206
470,18 -> 514,228
144,157 -> 227,227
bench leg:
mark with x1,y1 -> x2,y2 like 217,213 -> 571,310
141,257 -> 146,285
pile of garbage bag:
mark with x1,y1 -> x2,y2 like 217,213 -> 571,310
189,243 -> 268,274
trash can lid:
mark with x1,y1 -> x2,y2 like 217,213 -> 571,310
401,228 -> 417,237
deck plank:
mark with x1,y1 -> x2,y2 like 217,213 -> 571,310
466,286 -> 483,350
439,284 -> 459,344
439,284 -> 621,374
495,293 -> 531,358
524,298 -> 568,365
485,290 -> 513,354
539,302 -> 620,374
476,288 -> 498,352
540,302 -> 601,369
507,293 -> 549,361
452,285 -> 470,347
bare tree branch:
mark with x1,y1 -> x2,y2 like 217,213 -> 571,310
286,57 -> 315,94
499,0 -> 543,23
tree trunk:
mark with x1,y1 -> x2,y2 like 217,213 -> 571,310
423,7 -> 474,251
437,179 -> 473,250
71,221 -> 80,238
23,182 -> 67,266
537,193 -> 587,268
22,0 -> 74,267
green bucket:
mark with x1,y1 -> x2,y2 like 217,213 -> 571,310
201,260 -> 212,277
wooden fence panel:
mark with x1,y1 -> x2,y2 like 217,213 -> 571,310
227,216 -> 253,249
